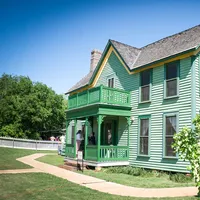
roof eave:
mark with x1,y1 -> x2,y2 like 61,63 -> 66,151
131,47 -> 197,72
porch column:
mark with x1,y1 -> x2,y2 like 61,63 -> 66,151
126,117 -> 131,158
97,115 -> 105,162
84,117 -> 89,159
74,119 -> 77,158
65,119 -> 71,156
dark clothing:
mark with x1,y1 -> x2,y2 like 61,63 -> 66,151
88,136 -> 96,145
79,140 -> 84,151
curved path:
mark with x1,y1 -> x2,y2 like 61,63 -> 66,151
15,153 -> 198,198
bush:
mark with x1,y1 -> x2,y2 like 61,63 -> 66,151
103,166 -> 186,180
0,124 -> 25,138
169,173 -> 193,183
103,166 -> 161,177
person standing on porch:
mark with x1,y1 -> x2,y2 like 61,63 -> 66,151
76,130 -> 82,155
88,132 -> 96,145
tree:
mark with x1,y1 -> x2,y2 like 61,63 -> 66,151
0,74 -> 66,139
172,115 -> 200,196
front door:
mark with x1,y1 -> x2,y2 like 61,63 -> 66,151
101,120 -> 117,145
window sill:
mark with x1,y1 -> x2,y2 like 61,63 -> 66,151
162,156 -> 178,159
139,100 -> 151,104
164,95 -> 179,100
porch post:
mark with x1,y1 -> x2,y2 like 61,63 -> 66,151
65,120 -> 71,156
126,117 -> 131,158
97,115 -> 105,162
84,117 -> 89,159
74,119 -> 77,158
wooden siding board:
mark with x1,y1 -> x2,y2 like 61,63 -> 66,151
195,55 -> 200,114
96,52 -> 192,172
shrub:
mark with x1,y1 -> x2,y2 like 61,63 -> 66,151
172,114 -> 200,196
169,173 -> 193,183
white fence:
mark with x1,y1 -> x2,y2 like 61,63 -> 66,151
0,137 -> 61,150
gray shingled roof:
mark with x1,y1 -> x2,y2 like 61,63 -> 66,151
67,25 -> 200,93
67,71 -> 93,93
133,25 -> 200,69
110,40 -> 141,68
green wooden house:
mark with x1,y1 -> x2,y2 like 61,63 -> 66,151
65,25 -> 200,172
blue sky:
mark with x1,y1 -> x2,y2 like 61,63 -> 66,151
0,0 -> 200,94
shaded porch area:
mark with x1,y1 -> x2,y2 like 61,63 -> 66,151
65,85 -> 132,167
65,115 -> 131,167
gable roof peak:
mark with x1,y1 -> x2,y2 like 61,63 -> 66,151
109,39 -> 140,50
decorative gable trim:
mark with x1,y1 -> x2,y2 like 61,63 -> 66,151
92,45 -> 131,87
69,44 -> 200,95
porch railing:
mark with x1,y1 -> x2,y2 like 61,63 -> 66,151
99,146 -> 128,162
85,145 -> 98,161
68,85 -> 130,109
65,144 -> 75,158
65,145 -> 129,162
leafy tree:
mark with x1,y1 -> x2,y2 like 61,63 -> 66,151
173,115 -> 200,196
0,74 -> 66,139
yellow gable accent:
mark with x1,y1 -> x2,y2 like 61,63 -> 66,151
133,50 -> 199,74
70,45 -> 130,95
92,46 -> 131,87
69,47 -> 200,95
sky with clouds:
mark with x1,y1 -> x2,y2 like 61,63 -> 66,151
0,0 -> 200,94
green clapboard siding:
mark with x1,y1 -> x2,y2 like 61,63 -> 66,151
96,51 -> 193,172
195,55 -> 200,114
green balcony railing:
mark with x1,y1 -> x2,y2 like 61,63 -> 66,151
68,85 -> 131,109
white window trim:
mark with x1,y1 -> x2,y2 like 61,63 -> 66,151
163,112 -> 179,159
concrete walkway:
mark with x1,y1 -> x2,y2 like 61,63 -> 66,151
0,168 -> 42,174
14,153 -> 198,198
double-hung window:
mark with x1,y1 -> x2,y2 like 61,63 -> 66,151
140,70 -> 151,102
107,75 -> 115,88
165,62 -> 179,98
164,113 -> 177,157
139,116 -> 150,155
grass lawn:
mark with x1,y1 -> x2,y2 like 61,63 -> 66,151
0,173 -> 198,200
0,147 -> 56,170
37,154 -> 195,189
37,154 -> 64,166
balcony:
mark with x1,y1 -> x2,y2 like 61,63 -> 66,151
68,85 -> 131,110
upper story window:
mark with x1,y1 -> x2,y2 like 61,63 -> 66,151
107,74 -> 115,88
140,70 -> 151,102
165,62 -> 179,98
108,77 -> 114,88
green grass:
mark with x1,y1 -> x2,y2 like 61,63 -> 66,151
0,173 -> 198,200
37,154 -> 195,188
0,147 -> 56,170
82,170 -> 195,188
37,154 -> 64,166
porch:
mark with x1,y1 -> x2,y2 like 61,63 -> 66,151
65,85 -> 132,167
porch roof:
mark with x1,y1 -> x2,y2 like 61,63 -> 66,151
66,103 -> 131,119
